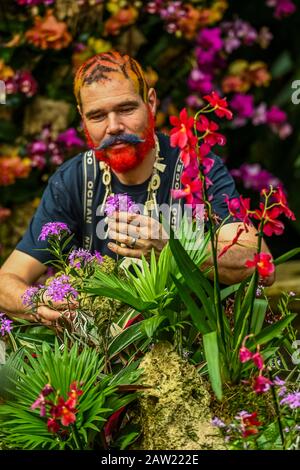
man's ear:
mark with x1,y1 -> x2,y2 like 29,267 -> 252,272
147,88 -> 157,115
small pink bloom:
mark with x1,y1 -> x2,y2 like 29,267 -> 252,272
252,352 -> 264,370
239,346 -> 253,363
253,375 -> 273,394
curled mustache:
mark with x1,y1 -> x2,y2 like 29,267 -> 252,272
96,134 -> 145,150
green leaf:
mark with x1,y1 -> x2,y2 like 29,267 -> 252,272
253,314 -> 297,346
119,432 -> 140,450
141,315 -> 166,338
274,248 -> 300,266
171,275 -> 212,334
203,331 -> 222,400
108,321 -> 146,358
250,299 -> 268,335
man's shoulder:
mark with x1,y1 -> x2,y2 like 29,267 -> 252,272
48,152 -> 84,186
157,132 -> 179,158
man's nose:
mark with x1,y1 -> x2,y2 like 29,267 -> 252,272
107,112 -> 125,135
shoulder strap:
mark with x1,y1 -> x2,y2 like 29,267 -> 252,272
82,150 -> 97,251
169,151 -> 184,232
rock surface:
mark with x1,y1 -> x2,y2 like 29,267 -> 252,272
136,342 -> 226,450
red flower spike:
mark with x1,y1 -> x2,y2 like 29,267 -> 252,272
203,91 -> 233,120
170,108 -> 195,149
245,252 -> 275,278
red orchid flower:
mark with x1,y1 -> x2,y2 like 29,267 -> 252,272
245,252 -> 275,278
66,381 -> 83,409
179,134 -> 198,167
254,204 -> 285,236
224,195 -> 251,227
170,108 -> 195,149
47,417 -> 60,433
196,115 -> 227,146
271,186 -> 296,220
171,169 -> 203,205
203,91 -> 233,120
241,412 -> 262,437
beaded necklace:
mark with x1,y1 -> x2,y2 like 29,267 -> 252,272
99,135 -> 166,218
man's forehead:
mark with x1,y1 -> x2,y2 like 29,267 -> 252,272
80,73 -> 140,104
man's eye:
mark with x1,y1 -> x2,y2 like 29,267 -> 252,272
120,107 -> 135,113
91,115 -> 106,121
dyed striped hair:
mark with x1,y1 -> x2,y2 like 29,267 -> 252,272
74,51 -> 149,108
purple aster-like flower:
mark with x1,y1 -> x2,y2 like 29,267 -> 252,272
280,392 -> 300,409
104,194 -> 140,216
0,313 -> 13,336
274,376 -> 286,386
211,417 -> 226,428
21,286 -> 40,307
69,248 -> 103,268
45,275 -> 78,302
38,222 -> 71,241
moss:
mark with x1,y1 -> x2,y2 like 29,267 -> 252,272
210,382 -> 276,425
135,341 -> 226,450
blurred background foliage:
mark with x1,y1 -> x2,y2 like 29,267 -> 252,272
0,0 -> 300,262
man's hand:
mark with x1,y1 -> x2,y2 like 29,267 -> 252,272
107,211 -> 168,259
33,298 -> 78,325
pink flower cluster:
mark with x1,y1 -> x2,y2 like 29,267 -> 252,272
146,1 -> 187,34
188,27 -> 224,96
266,0 -> 296,19
239,336 -> 273,394
16,0 -> 54,6
231,163 -> 281,192
27,127 -> 84,170
221,19 -> 272,54
5,70 -> 37,98
228,96 -> 292,138
31,381 -> 83,433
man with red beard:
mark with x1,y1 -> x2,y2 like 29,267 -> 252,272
0,51 -> 274,323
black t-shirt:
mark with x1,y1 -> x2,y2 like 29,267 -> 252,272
16,133 -> 240,263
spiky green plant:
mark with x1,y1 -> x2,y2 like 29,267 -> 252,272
0,340 -> 142,449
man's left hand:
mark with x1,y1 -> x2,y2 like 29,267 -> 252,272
107,211 -> 168,259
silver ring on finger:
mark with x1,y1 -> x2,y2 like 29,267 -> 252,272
129,236 -> 138,248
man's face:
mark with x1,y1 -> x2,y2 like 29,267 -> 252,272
80,74 -> 156,173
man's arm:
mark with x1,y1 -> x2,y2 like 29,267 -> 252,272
0,250 -> 61,321
203,222 -> 275,285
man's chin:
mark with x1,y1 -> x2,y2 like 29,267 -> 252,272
96,146 -> 142,173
